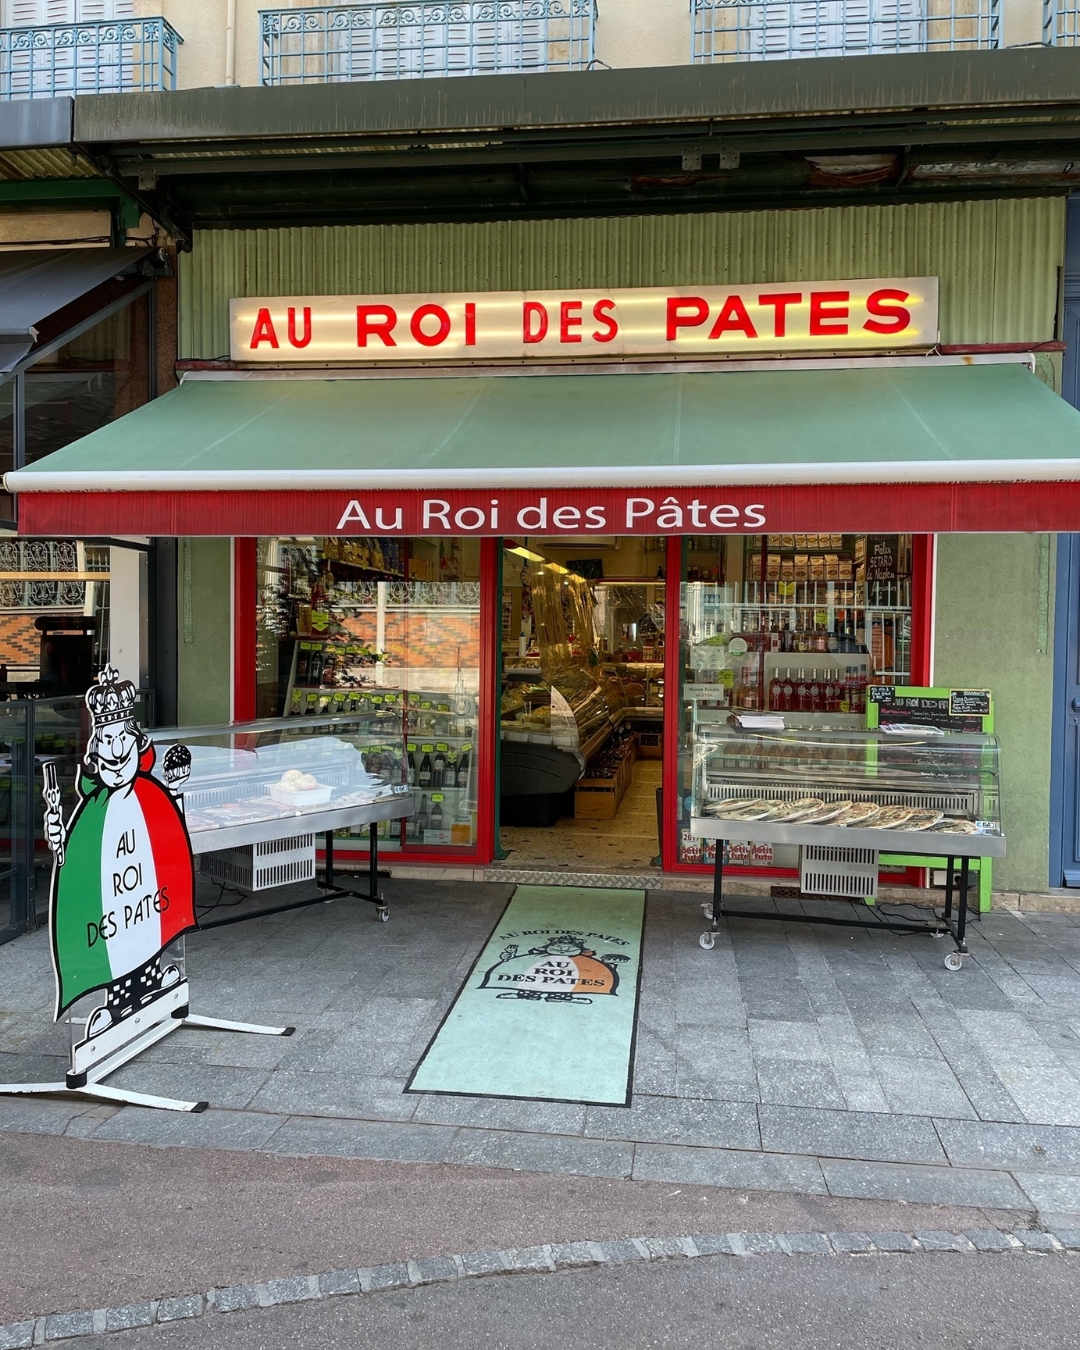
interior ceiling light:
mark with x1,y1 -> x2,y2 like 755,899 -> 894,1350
506,545 -> 546,563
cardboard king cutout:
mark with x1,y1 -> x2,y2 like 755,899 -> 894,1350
44,666 -> 197,1037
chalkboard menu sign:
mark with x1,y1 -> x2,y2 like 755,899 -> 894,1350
949,689 -> 991,717
869,686 -> 992,734
866,536 -> 899,582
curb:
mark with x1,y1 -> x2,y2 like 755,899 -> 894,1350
4,1226 -> 1080,1346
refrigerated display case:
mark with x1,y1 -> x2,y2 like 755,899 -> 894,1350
689,721 -> 1002,844
687,718 -> 1005,967
150,713 -> 411,844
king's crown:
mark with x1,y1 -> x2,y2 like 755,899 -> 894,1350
85,665 -> 137,727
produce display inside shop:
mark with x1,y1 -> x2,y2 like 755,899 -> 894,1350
254,534 -> 482,852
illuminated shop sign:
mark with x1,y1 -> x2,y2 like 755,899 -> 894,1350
230,279 -> 939,363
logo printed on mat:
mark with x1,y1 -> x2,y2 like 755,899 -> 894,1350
478,930 -> 630,1005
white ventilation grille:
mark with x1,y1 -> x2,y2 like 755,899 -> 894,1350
200,834 -> 316,894
800,844 -> 880,899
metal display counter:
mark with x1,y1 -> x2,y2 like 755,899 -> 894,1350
692,817 -> 1005,969
151,714 -> 414,928
689,721 -> 1005,969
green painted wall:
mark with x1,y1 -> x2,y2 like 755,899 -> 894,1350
176,537 -> 231,726
180,197 -> 1065,358
935,534 -> 1055,894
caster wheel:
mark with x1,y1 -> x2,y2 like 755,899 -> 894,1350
944,951 -> 964,971
699,932 -> 716,950
378,908 -> 389,923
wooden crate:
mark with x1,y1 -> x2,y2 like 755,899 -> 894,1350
638,731 -> 663,760
574,781 -> 620,819
575,737 -> 638,819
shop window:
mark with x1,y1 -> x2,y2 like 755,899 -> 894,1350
676,532 -> 913,867
256,536 -> 482,854
24,293 -> 149,465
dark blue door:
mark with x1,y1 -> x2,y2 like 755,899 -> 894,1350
1053,198 -> 1080,885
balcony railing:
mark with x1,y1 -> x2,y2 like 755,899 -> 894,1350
690,0 -> 1000,60
261,1 -> 596,84
0,16 -> 181,100
1044,0 -> 1080,43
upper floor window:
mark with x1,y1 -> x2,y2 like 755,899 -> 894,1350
0,1 -> 180,97
1044,0 -> 1080,44
690,0 -> 1001,61
2,2 -> 133,23
261,1 -> 596,85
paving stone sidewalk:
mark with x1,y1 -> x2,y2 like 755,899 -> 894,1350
4,880 -> 1080,1222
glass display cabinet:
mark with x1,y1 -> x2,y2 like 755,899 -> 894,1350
149,713 -> 413,924
689,719 -> 1005,969
690,721 -> 1002,843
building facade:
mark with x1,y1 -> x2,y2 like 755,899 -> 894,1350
1,40 -> 1079,922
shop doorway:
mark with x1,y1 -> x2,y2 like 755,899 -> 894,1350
497,531 -> 918,882
498,538 -> 667,878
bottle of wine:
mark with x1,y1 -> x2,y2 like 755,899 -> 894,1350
456,748 -> 470,788
431,801 -> 443,831
416,794 -> 430,835
432,748 -> 446,788
797,668 -> 811,712
418,752 -> 433,787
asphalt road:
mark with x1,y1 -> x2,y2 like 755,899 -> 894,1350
72,1251 -> 1074,1350
0,1131 -> 1028,1324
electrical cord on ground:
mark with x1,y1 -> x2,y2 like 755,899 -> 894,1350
195,878 -> 245,914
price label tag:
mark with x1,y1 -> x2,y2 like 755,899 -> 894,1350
407,742 -> 416,752
461,742 -> 473,752
421,743 -> 435,753
436,742 -> 449,752
421,700 -> 432,710
814,610 -> 828,627
432,793 -> 445,803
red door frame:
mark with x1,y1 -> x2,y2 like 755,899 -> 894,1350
234,532 -> 934,876
232,538 -> 257,723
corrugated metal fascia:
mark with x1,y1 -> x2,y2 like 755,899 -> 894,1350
75,49 -> 1080,145
179,198 -> 1066,359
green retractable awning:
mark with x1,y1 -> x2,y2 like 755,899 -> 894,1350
7,360 -> 1080,494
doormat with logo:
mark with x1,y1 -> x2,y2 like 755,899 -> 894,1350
405,885 -> 646,1107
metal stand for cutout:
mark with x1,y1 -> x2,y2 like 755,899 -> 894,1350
0,951 -> 294,1113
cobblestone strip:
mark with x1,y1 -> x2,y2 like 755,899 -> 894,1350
3,1228 -> 1078,1346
